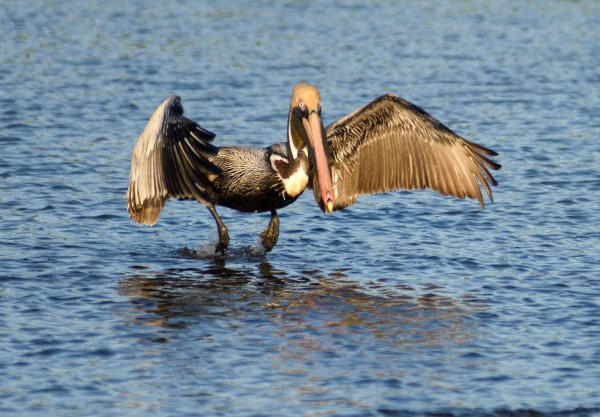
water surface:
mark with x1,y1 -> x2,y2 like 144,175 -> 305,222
1,1 -> 599,416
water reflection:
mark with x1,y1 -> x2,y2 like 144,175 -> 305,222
119,258 -> 481,348
117,259 -> 485,410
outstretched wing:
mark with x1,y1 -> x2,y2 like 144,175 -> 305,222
319,94 -> 501,210
127,96 -> 220,225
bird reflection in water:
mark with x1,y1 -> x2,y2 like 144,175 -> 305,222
118,260 -> 486,407
119,259 -> 482,347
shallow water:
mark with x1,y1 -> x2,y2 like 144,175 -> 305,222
1,1 -> 599,416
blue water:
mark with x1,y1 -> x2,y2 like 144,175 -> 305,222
1,1 -> 599,416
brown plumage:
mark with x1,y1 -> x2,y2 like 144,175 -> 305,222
127,96 -> 219,225
319,94 -> 500,210
126,84 -> 501,254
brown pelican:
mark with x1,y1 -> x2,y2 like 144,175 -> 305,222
127,83 -> 501,253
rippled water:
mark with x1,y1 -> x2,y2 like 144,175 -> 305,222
2,1 -> 599,416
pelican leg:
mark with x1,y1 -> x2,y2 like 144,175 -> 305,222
206,204 -> 229,254
260,209 -> 280,252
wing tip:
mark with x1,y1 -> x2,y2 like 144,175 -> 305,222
127,192 -> 165,226
128,204 -> 161,226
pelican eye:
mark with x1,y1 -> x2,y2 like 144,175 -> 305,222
296,101 -> 310,117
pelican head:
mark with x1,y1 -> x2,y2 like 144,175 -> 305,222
287,83 -> 335,213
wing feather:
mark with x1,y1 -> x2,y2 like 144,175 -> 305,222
127,96 -> 220,225
321,94 -> 501,210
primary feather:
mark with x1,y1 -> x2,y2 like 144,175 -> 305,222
318,94 -> 501,210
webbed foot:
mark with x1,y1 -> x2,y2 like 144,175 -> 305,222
206,204 -> 229,256
260,210 -> 279,252
215,225 -> 229,255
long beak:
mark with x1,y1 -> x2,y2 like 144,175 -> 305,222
302,111 -> 335,213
